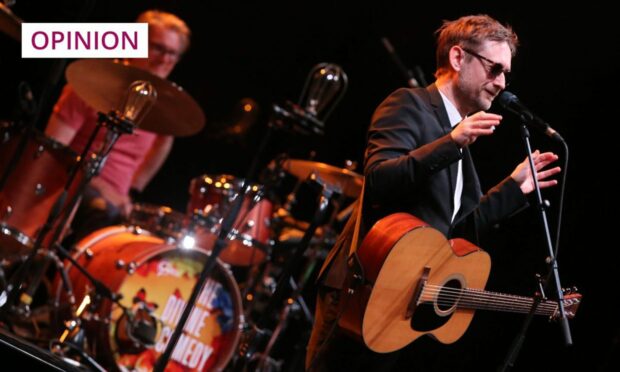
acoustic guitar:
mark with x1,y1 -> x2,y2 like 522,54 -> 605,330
338,213 -> 581,353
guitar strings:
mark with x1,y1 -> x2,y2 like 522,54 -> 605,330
418,284 -> 559,314
422,285 -> 555,307
422,284 -> 555,305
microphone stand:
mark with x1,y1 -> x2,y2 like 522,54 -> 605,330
381,37 -> 427,88
153,112 -> 279,372
499,122 -> 572,371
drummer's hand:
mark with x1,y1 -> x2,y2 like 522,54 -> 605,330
91,178 -> 133,218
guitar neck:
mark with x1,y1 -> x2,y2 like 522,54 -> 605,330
425,285 -> 558,317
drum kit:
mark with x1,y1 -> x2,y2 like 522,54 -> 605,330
0,53 -> 362,370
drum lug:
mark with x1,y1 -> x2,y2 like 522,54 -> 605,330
84,248 -> 94,259
35,144 -> 45,158
2,205 -> 12,219
127,261 -> 137,274
34,183 -> 46,196
115,260 -> 136,274
228,228 -> 240,240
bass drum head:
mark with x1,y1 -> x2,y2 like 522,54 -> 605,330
63,225 -> 243,371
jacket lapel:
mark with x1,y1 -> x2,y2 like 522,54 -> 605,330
427,84 -> 458,210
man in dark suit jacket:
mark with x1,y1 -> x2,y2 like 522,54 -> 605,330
306,14 -> 561,371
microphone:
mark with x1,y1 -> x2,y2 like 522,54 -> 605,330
497,91 -> 564,142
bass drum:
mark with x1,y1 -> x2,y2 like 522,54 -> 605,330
59,226 -> 242,371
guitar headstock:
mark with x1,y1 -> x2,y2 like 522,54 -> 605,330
551,287 -> 582,320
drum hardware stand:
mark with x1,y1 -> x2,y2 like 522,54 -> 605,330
154,171 -> 255,372
154,100 -> 317,371
2,109 -> 136,318
1,115 -> 105,315
50,237 -> 165,372
3,79 -> 156,319
231,181 -> 335,371
155,70 -> 342,368
156,169 -> 270,369
253,260 -> 317,371
49,263 -> 123,372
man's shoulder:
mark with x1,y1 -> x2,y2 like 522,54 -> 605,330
373,87 -> 436,121
384,87 -> 434,110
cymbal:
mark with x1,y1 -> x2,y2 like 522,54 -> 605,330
0,3 -> 21,41
280,159 -> 363,198
66,59 -> 205,137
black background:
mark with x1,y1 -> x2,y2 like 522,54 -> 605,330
1,1 -> 618,370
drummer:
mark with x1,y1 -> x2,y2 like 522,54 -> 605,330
45,10 -> 191,241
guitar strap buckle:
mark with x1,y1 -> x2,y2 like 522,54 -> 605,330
346,252 -> 365,293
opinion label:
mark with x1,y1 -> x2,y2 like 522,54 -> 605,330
22,23 -> 148,58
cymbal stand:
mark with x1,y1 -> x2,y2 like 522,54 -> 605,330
154,109 -> 281,372
2,110 -> 135,316
43,111 -> 140,369
254,249 -> 319,371
233,180 -> 334,371
48,241 -> 125,372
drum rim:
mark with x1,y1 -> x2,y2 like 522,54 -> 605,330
127,203 -> 189,242
0,222 -> 33,251
188,174 -> 265,194
4,126 -> 79,157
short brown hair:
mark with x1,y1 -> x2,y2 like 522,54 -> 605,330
434,14 -> 518,78
137,10 -> 191,54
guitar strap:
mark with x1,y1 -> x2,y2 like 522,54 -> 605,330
334,182 -> 366,337
348,181 -> 364,257
346,181 -> 365,286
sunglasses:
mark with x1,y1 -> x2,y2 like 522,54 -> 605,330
462,47 -> 511,85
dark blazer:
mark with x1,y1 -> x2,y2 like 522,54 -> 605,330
319,84 -> 527,289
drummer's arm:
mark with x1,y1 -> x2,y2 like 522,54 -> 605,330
45,115 -> 78,146
131,134 -> 174,192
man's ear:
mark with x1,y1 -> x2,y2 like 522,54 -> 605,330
449,45 -> 466,73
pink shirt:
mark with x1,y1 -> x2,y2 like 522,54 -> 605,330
53,85 -> 157,196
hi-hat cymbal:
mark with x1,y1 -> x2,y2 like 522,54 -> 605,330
280,159 -> 363,198
0,3 -> 21,41
66,59 -> 205,137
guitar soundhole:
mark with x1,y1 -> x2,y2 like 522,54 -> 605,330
436,279 -> 462,312
410,279 -> 462,332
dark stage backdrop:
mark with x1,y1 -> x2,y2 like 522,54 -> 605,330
1,1 -> 618,371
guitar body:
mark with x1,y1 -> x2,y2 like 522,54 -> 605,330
339,213 -> 491,353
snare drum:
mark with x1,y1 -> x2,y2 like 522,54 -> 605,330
188,174 -> 273,266
0,127 -> 82,258
57,226 -> 243,371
